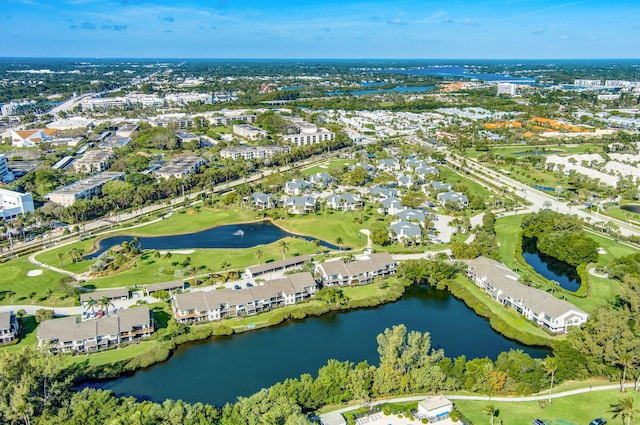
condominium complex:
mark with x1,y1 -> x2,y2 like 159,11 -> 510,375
232,124 -> 268,141
155,156 -> 206,179
219,145 -> 290,160
281,119 -> 335,146
73,149 -> 113,174
0,188 -> 35,220
46,171 -> 125,207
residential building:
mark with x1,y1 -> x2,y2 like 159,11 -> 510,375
415,165 -> 440,177
175,130 -> 200,145
250,192 -> 276,210
0,154 -> 8,181
0,311 -> 18,344
380,197 -> 405,215
309,172 -> 333,187
395,208 -> 426,223
0,188 -> 34,220
208,113 -> 255,126
115,123 -> 140,138
10,128 -> 57,147
149,114 -> 194,129
283,196 -> 317,214
574,79 -> 602,87
467,257 -> 588,333
397,174 -> 422,188
497,83 -> 518,96
172,272 -> 317,323
369,185 -> 397,200
417,396 -> 453,423
36,306 -> 154,353
80,288 -> 130,306
73,149 -> 113,174
282,119 -> 334,146
46,172 -> 125,207
244,255 -> 311,279
326,193 -> 362,211
156,156 -> 206,179
284,179 -> 311,196
315,252 -> 396,286
232,124 -> 268,141
429,181 -> 452,192
219,145 -> 289,160
390,220 -> 422,243
437,191 -> 469,208
145,281 -> 185,297
377,159 -> 401,172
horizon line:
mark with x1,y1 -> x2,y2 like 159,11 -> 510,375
1,56 -> 639,61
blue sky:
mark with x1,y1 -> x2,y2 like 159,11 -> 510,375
3,0 -> 639,59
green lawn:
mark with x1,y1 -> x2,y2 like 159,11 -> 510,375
301,159 -> 353,176
0,257 -> 74,307
129,207 -> 258,236
455,388 -> 639,425
439,166 -> 495,199
64,340 -> 162,367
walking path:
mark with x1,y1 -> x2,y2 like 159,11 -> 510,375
319,382 -> 635,423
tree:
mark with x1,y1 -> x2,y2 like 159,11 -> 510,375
542,356 -> 558,403
482,404 -> 496,425
611,396 -> 636,425
279,240 -> 289,260
56,252 -> 64,267
35,309 -> 54,323
84,297 -> 98,315
98,296 -> 115,316
335,237 -> 344,251
254,249 -> 264,264
220,261 -> 231,281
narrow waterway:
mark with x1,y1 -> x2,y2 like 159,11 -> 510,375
85,286 -> 548,406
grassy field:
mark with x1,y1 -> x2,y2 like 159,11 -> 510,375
301,159 -> 353,176
0,257 -> 74,307
439,167 -> 495,200
455,388 -> 639,425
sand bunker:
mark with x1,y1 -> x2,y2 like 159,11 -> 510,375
597,247 -> 607,255
159,250 -> 195,255
27,269 -> 43,277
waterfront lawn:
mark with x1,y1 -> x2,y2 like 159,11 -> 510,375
64,340 -> 161,368
455,388 -> 640,425
277,210 -> 376,249
0,257 -> 74,307
128,207 -> 258,236
86,237 -> 323,289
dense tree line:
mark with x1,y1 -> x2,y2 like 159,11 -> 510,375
521,210 -> 598,266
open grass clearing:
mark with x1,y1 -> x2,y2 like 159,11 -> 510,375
0,257 -> 74,307
301,159 -> 353,176
439,167 -> 495,200
455,387 -> 639,425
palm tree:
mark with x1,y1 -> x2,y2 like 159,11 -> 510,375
154,250 -> 163,269
254,249 -> 263,264
84,297 -> 98,315
482,404 -> 496,425
57,252 -> 64,267
542,356 -> 558,403
336,237 -> 344,251
611,396 -> 635,425
98,296 -> 115,316
279,240 -> 289,260
164,251 -> 173,266
220,261 -> 231,282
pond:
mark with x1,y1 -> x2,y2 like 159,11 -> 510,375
83,286 -> 548,407
621,204 -> 640,214
522,237 -> 581,292
85,221 -> 341,259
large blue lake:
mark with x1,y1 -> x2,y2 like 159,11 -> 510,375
84,286 -> 548,406
85,221 -> 340,259
379,66 -> 536,83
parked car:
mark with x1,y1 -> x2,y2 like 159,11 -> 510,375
589,419 -> 606,425
533,420 -> 546,425
233,285 -> 241,290
246,282 -> 253,287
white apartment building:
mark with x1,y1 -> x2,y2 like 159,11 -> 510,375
282,119 -> 335,146
74,150 -> 113,174
47,172 -> 125,207
574,79 -> 602,87
0,188 -> 34,220
497,83 -> 517,96
232,124 -> 268,141
219,145 -> 290,160
0,154 -> 8,181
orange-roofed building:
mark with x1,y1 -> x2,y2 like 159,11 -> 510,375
10,128 -> 57,147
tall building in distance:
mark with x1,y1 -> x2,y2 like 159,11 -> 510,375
497,83 -> 518,96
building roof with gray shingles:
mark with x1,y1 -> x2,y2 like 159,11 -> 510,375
283,196 -> 316,207
80,288 -> 129,304
467,257 -> 587,320
285,179 -> 311,190
118,306 -> 153,331
381,196 -> 404,209
246,255 -> 311,275
145,280 -> 185,293
390,221 -> 422,237
419,396 -> 453,412
251,192 -> 275,204
395,208 -> 426,222
437,191 -> 469,204
369,185 -> 397,199
430,181 -> 452,191
316,252 -> 396,278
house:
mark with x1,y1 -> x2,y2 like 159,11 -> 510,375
467,257 -> 588,333
348,162 -> 376,175
429,181 -> 453,192
309,172 -> 333,187
10,128 -> 57,147
395,208 -> 426,223
380,197 -> 405,215
0,311 -> 18,344
80,288 -> 130,307
36,306 -> 154,353
145,280 -> 185,297
283,196 -> 317,214
369,185 -> 398,200
172,272 -> 317,323
245,255 -> 311,278
437,191 -> 469,208
315,252 -> 396,286
417,396 -> 453,422
326,193 -> 362,212
250,192 -> 276,210
415,165 -> 440,177
284,179 -> 311,196
390,220 -> 422,243
397,174 -> 422,188
377,159 -> 401,172
405,158 -> 430,171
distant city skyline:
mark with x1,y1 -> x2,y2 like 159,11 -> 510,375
4,0 -> 639,59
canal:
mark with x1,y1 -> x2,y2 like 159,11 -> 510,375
86,286 -> 548,406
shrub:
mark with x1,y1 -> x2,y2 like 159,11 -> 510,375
213,325 -> 234,336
